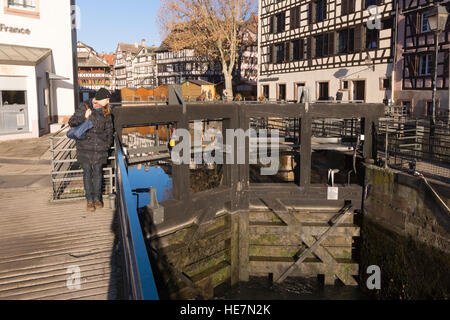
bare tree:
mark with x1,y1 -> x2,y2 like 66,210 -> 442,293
158,0 -> 256,101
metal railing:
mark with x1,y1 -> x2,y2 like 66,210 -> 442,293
115,136 -> 159,300
378,116 -> 450,183
50,126 -> 116,201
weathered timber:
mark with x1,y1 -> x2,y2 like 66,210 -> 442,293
239,210 -> 250,282
275,204 -> 353,283
230,212 -> 240,286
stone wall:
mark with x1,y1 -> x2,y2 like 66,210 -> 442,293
361,165 -> 450,299
364,165 -> 450,253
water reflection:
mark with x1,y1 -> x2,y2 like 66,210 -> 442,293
128,165 -> 173,209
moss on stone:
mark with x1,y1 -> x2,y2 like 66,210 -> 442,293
360,217 -> 450,300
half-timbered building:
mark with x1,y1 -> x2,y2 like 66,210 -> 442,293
77,41 -> 112,101
155,46 -> 222,86
132,43 -> 158,89
394,0 -> 450,117
258,0 -> 394,103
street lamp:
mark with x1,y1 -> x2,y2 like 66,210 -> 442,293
426,3 -> 449,154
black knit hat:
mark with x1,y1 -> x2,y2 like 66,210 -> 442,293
95,88 -> 111,101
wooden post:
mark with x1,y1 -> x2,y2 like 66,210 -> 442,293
363,117 -> 374,161
238,210 -> 249,282
300,116 -> 312,188
230,212 -> 240,286
172,115 -> 190,201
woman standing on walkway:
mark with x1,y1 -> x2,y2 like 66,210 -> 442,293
69,88 -> 114,212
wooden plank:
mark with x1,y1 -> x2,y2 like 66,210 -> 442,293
0,188 -> 122,300
239,211 -> 250,282
300,116 -> 312,188
230,212 -> 240,286
250,259 -> 359,279
275,204 -> 353,283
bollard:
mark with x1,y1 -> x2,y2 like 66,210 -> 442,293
108,194 -> 116,211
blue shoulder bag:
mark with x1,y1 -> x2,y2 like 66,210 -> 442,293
67,105 -> 94,140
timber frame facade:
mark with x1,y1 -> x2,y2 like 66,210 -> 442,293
258,0 -> 395,103
394,0 -> 450,117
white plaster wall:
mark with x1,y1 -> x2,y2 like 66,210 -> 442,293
258,64 -> 392,103
0,0 -> 75,120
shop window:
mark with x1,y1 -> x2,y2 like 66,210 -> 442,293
1,91 -> 26,105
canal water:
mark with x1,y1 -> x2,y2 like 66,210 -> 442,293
128,165 -> 173,205
129,165 -> 368,300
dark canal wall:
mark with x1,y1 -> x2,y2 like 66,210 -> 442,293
361,165 -> 450,299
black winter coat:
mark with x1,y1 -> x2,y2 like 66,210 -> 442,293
69,100 -> 114,165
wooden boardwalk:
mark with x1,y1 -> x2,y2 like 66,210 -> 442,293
0,187 -> 123,300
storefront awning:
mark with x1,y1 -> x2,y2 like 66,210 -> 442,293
0,44 -> 52,66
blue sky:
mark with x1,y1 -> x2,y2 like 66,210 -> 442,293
76,0 -> 162,54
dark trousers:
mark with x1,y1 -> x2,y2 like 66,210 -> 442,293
82,163 -> 103,202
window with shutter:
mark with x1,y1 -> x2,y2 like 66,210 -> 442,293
365,0 -> 377,8
315,35 -> 324,57
268,45 -> 273,64
276,43 -> 285,63
323,33 -> 329,56
328,32 -> 335,56
366,29 -> 379,49
354,25 -> 363,52
269,15 -> 274,34
349,28 -> 355,52
338,29 -> 354,53
307,37 -> 314,59
300,39 -> 305,60
406,55 -> 418,77
292,39 -> 301,61
290,7 -> 300,30
290,8 -> 295,30
308,3 -> 314,25
342,0 -> 348,16
316,0 -> 326,22
284,42 -> 289,62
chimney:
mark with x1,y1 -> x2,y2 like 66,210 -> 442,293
141,39 -> 146,47
134,42 -> 139,48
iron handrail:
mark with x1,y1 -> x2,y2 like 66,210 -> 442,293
115,136 -> 159,300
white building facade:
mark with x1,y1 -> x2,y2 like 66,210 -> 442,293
0,0 -> 77,140
133,44 -> 158,89
258,0 -> 394,103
